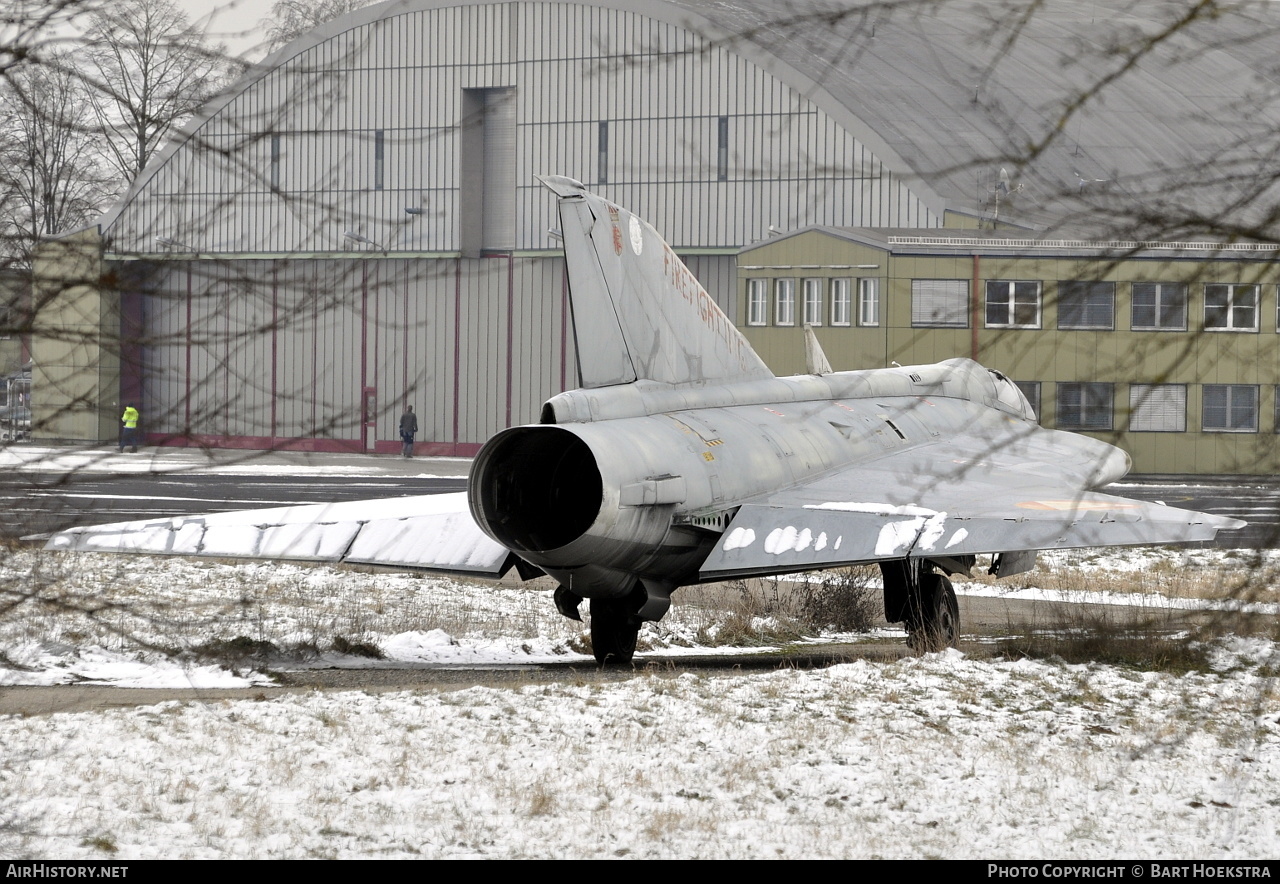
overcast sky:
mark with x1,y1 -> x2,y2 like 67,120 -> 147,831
177,0 -> 286,58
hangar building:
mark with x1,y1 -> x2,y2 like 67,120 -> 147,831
31,0 -> 1280,473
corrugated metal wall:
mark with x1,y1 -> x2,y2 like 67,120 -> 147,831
139,256 -> 572,451
107,1 -> 937,255
109,1 -> 941,450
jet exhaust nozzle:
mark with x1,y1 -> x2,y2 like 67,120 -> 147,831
469,426 -> 604,553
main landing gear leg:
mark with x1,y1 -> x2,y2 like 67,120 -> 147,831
880,560 -> 960,653
589,597 -> 641,665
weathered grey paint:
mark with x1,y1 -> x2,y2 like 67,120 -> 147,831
461,184 -> 1242,610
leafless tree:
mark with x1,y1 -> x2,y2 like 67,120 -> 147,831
261,0 -> 377,53
82,0 -> 230,182
0,56 -> 110,268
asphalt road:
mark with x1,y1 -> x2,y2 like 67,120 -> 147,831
0,472 -> 468,538
1107,478 -> 1280,548
3,468 -> 1274,547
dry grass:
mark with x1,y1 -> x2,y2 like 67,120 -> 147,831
3,545 -> 1277,674
666,568 -> 881,647
993,608 -> 1217,673
965,548 -> 1280,604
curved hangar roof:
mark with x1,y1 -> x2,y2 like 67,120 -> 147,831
678,0 -> 1280,236
101,0 -> 1280,253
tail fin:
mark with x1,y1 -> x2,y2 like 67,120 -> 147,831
541,175 -> 773,388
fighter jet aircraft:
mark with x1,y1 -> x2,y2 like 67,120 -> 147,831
46,176 -> 1244,664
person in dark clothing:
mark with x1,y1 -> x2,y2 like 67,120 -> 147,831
399,405 -> 418,458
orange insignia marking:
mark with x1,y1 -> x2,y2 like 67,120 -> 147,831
1017,500 -> 1141,511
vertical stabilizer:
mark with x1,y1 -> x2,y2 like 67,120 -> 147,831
540,176 -> 774,388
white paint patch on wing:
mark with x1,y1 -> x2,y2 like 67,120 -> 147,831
875,518 -> 924,556
762,526 -> 825,556
945,528 -> 969,549
915,512 -> 949,551
629,214 -> 644,254
43,492 -> 512,575
722,526 -> 756,551
764,526 -> 798,555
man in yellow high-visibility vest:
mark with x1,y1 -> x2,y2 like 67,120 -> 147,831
120,404 -> 140,453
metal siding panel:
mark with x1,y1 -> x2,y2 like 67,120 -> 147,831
455,259 -> 498,443
372,261 -> 399,443
186,264 -> 222,435
311,263 -> 338,439
427,261 -> 455,446
141,267 -> 183,436
274,265 -> 304,437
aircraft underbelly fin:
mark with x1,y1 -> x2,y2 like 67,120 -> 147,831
542,175 -> 773,387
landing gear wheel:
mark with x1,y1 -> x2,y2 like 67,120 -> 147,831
906,573 -> 960,652
589,598 -> 640,665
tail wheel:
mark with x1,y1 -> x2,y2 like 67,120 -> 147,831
907,573 -> 960,652
589,598 -> 640,665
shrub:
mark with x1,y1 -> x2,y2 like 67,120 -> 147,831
796,567 -> 881,633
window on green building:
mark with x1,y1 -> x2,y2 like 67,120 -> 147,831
912,279 -> 968,328
775,278 -> 795,327
986,280 -> 1041,328
1131,282 -> 1187,330
1058,281 -> 1114,329
802,278 -> 823,326
1204,284 -> 1258,331
1129,384 -> 1186,432
830,278 -> 851,326
1203,384 -> 1258,432
1057,382 -> 1113,430
858,278 -> 880,327
746,279 -> 768,326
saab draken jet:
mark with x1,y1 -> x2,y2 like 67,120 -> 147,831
46,176 -> 1245,664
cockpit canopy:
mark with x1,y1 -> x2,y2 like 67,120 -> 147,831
937,358 -> 1037,421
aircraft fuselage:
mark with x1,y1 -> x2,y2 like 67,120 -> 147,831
468,357 -> 1126,609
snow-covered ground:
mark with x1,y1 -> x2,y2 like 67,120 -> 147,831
4,644 -> 1278,859
1,546 -> 1278,858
